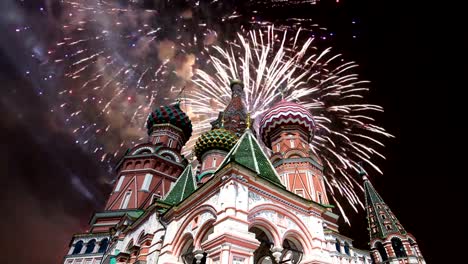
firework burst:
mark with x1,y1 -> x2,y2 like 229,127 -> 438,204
42,0 -> 326,163
187,27 -> 393,223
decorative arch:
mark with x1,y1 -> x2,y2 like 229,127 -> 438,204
132,146 -> 155,155
391,237 -> 407,258
125,162 -> 134,170
137,230 -> 146,245
173,232 -> 195,259
194,218 -> 216,248
171,205 -> 217,256
249,217 -> 281,246
135,161 -> 143,169
158,149 -> 181,162
282,229 -> 310,256
143,160 -> 151,168
284,149 -> 307,159
249,203 -> 314,243
374,241 -> 388,262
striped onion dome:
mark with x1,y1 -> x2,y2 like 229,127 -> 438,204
259,100 -> 316,148
146,103 -> 192,141
194,128 -> 238,161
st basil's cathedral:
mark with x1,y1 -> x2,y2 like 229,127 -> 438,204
63,81 -> 425,264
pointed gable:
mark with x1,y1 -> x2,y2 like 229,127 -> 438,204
217,129 -> 283,186
164,164 -> 197,205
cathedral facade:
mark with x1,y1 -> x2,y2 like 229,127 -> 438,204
63,81 -> 424,264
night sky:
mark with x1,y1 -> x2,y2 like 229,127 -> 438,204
0,0 -> 456,263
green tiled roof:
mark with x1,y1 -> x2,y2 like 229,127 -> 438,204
217,129 -> 283,186
363,175 -> 407,240
163,164 -> 197,205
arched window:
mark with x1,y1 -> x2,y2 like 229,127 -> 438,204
212,157 -> 217,168
391,237 -> 407,258
84,239 -> 96,254
375,242 -> 388,262
180,238 -> 207,264
168,138 -> 173,148
344,242 -> 350,256
280,239 -> 303,263
98,238 -> 109,253
72,240 -> 84,255
381,214 -> 386,220
250,227 -> 275,264
276,143 -> 280,152
335,239 -> 341,253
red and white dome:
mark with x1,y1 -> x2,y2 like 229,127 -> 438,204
259,100 -> 316,147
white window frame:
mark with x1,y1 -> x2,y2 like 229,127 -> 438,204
115,176 -> 125,192
290,139 -> 295,148
168,138 -> 173,148
120,191 -> 132,209
276,143 -> 280,152
212,157 -> 217,168
141,173 -> 153,191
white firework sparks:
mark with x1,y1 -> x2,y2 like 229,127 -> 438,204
187,27 -> 393,223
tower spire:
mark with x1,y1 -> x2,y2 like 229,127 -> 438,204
363,172 -> 425,263
363,175 -> 406,241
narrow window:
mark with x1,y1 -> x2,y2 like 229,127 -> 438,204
98,238 -> 109,253
115,176 -> 124,192
72,241 -> 84,255
141,173 -> 153,191
344,242 -> 350,256
276,143 -> 280,152
85,239 -> 96,254
290,139 -> 295,148
212,157 -> 217,168
318,192 -> 323,204
155,136 -> 160,143
335,239 -> 341,253
168,138 -> 173,148
120,191 -> 132,209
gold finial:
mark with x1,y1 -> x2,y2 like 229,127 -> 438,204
175,97 -> 182,106
246,112 -> 251,129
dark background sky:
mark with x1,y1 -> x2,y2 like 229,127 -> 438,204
0,0 -> 457,263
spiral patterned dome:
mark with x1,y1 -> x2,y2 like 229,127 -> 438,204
146,103 -> 192,140
259,100 -> 316,148
194,128 -> 238,161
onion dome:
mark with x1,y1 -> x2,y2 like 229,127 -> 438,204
146,103 -> 192,140
259,100 -> 316,148
194,128 -> 238,161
